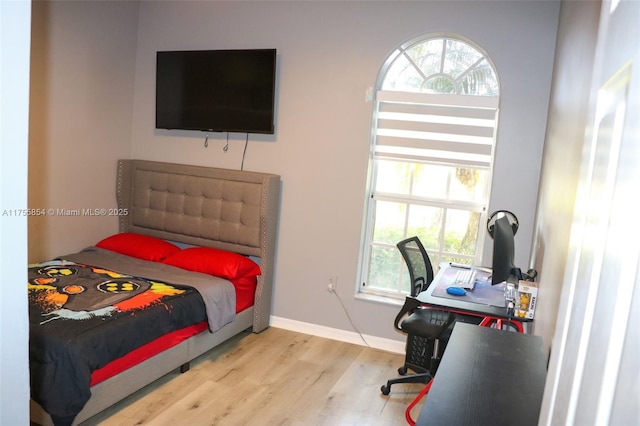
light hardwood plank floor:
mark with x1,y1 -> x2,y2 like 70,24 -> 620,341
81,327 -> 427,426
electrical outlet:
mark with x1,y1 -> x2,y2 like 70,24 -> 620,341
327,276 -> 337,292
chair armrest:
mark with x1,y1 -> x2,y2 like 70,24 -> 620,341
393,296 -> 421,331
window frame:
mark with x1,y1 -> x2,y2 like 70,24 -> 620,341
358,34 -> 500,300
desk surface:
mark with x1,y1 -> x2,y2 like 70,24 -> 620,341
416,323 -> 547,426
417,263 -> 528,321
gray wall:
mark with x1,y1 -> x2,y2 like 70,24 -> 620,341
131,0 -> 560,343
531,0 -> 601,351
28,1 -> 560,346
29,0 -> 139,262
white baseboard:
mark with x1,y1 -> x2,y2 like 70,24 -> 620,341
270,316 -> 405,354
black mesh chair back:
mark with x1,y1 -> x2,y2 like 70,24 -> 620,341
397,236 -> 434,297
381,236 -> 455,396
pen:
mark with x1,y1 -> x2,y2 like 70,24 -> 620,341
449,262 -> 471,269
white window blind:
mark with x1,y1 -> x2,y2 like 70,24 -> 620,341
374,91 -> 499,168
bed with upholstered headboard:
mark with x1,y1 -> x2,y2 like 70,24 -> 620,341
29,159 -> 281,426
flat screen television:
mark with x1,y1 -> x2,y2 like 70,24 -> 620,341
156,49 -> 277,134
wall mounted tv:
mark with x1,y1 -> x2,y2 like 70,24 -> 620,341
156,49 -> 277,134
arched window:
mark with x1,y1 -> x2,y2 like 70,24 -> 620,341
360,35 -> 500,298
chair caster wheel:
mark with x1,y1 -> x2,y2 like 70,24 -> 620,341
381,384 -> 391,395
398,366 -> 408,375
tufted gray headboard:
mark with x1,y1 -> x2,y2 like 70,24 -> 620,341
116,159 -> 280,332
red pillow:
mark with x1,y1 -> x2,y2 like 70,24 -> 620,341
161,247 -> 261,280
96,233 -> 180,262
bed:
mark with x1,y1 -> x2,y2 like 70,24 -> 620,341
29,159 -> 281,426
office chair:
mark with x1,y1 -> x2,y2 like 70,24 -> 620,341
380,236 -> 456,396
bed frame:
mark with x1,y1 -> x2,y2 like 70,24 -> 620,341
30,159 -> 281,425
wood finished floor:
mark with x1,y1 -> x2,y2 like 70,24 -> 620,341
80,327 -> 426,426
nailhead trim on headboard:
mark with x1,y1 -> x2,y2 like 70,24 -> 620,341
116,159 -> 280,332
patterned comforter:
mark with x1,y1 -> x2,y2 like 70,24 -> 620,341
28,247 -> 235,425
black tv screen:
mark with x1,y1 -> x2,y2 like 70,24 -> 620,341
156,49 -> 276,134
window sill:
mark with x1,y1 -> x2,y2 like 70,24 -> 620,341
355,291 -> 404,307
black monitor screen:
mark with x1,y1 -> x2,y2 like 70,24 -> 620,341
491,214 -> 516,285
156,49 -> 276,134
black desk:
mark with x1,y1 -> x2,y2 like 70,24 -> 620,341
417,263 -> 532,323
416,323 -> 547,426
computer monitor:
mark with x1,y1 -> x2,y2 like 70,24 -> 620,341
490,214 -> 517,285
